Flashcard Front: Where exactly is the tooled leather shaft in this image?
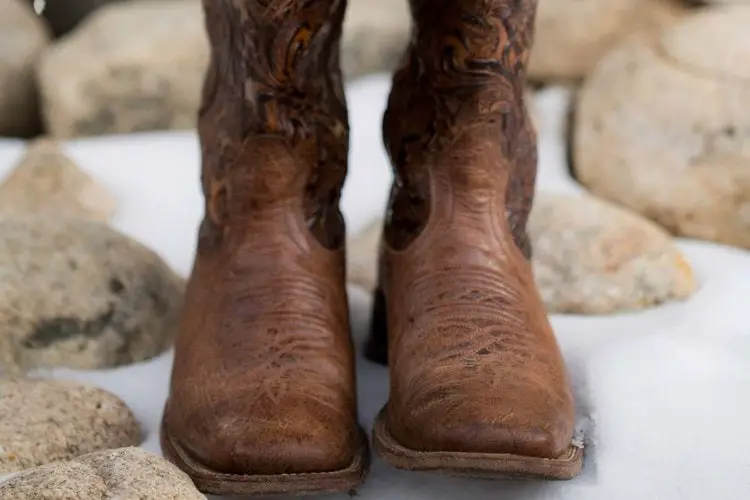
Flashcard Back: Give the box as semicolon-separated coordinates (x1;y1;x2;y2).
198;0;349;251
382;0;537;258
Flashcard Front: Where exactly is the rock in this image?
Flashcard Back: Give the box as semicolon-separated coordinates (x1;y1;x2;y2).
341;0;411;80
528;0;692;82
0;213;184;374
347;218;382;293
347;192;696;314
0;447;205;499
0;0;50;137
37;0;209;138
0;139;117;222
528;192;696;314
573;6;750;249
0;378;141;473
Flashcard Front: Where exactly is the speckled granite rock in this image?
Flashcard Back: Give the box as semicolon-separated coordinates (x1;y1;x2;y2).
0;378;141;473
341;0;410;80
0;0;50;137
0;213;184;374
347;192;696;314
529;0;691;82
0;139;116;222
0;447;205;499
36;0;208;138
528;192;696;314
574;6;750;249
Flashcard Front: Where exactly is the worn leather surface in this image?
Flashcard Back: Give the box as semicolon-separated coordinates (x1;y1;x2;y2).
164;0;360;475
379;0;577;458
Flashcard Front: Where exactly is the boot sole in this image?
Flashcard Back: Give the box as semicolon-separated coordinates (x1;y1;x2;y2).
160;414;371;496
372;407;583;480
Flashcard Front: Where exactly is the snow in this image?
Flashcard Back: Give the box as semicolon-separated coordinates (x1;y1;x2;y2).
1;74;749;499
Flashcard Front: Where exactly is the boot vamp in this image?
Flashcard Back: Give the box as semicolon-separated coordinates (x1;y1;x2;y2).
167;233;358;475
384;239;575;459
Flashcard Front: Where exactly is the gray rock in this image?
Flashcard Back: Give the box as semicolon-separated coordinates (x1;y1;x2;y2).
36;0;209;138
0;138;117;222
0;378;141;473
347;192;696;315
574;6;750;249
0;0;50;137
0;213;184;374
0;447;205;499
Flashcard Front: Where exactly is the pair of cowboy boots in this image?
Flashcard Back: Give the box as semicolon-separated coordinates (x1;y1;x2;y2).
160;0;583;495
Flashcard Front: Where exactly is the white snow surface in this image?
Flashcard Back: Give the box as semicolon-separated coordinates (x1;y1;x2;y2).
0;75;749;499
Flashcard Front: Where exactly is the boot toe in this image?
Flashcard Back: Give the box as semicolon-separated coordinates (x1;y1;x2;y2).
389;391;574;459
170;398;357;476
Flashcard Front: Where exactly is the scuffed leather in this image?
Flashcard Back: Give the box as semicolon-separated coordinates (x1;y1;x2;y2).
164;0;360;475
379;0;576;458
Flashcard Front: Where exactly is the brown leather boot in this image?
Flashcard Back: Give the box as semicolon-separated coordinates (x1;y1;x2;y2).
160;0;369;495
366;0;583;479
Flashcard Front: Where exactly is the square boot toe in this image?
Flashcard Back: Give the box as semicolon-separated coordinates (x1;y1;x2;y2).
167;399;358;476
386;395;574;459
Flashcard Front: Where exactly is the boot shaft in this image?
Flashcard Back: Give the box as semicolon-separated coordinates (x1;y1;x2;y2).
383;0;538;256
197;0;349;250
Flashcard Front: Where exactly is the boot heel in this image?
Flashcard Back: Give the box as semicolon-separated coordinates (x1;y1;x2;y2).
364;286;388;365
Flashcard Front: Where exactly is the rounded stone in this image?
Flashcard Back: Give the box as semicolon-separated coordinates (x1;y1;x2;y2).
573;6;750;249
0;378;141;473
0;213;184;374
0;138;117;222
36;0;209;138
0;447;205;499
528;0;691;82
528;192;696;314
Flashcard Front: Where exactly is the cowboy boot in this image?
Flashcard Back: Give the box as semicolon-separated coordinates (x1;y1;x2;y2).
366;0;583;479
160;0;369;495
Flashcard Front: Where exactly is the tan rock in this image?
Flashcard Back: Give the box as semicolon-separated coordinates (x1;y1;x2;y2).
0;0;50;137
347;218;382;292
528;0;693;82
342;0;411;80
0;447;205;499
528;192;696;314
0;139;116;222
37;0;209;138
574;6;750;249
347;192;696;314
0;213;184;375
0;378;141;473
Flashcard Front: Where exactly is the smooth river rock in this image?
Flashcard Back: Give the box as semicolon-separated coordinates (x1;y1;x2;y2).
573;6;750;249
528;0;692;82
37;0;209;138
